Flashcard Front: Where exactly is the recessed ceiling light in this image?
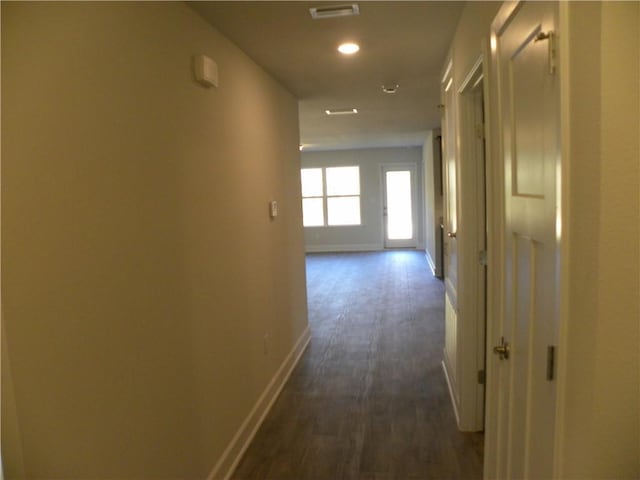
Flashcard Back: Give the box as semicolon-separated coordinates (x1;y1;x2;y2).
338;42;360;55
382;84;399;94
325;108;358;116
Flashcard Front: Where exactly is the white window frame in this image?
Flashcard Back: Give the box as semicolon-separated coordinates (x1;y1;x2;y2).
301;166;362;227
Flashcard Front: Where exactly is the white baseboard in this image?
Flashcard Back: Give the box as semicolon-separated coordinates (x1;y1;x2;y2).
442;359;461;427
305;243;382;253
426;251;437;276
207;326;311;480
425;250;443;278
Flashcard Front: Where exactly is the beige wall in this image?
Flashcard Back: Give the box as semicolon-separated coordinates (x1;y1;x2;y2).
1;2;308;478
560;2;640;477
449;2;501;91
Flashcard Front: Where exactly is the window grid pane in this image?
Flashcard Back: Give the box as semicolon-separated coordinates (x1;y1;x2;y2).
327;196;361;225
302;198;324;227
386;171;413;239
326;166;360;196
301;168;324;197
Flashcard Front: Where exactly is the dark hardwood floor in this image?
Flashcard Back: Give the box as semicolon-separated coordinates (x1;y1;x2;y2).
231;251;483;480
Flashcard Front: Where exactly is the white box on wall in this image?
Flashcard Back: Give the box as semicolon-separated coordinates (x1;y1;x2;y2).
194;54;218;88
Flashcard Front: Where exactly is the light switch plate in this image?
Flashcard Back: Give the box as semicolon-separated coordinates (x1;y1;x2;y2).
269;200;278;218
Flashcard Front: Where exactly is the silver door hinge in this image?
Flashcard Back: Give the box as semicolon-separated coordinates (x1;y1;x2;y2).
546;345;556;381
475;123;485;140
477;369;486;385
479;250;487;266
534;30;556;75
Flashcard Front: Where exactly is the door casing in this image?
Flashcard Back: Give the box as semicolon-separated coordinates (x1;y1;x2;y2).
455;55;488;432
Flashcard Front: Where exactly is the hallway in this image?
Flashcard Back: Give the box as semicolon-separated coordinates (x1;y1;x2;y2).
232;251;483;479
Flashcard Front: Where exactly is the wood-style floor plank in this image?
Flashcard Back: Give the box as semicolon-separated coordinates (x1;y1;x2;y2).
231;251;483;480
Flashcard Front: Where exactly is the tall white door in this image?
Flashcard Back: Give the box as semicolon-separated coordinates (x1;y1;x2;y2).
383;165;417;248
441;62;458;304
440;61;461;421
490;2;561;478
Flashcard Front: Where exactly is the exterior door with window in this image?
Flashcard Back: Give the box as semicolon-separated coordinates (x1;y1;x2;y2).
382;165;417;248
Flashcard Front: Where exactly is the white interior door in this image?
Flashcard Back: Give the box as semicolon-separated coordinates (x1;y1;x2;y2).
441;62;458;305
382;165;417;248
489;2;561;478
440;61;461;425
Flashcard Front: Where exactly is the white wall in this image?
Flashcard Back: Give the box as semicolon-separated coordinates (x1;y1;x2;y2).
558;2;639;477
423;130;443;277
1;3;308;478
302;147;424;252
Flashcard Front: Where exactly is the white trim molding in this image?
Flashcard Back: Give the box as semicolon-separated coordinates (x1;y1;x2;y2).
426;251;437;276
207;326;312;480
442;360;461;426
305;243;382;253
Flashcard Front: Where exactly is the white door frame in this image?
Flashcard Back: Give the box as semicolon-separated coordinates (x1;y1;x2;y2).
483;5;510;475
485;5;522;474
455;55;488;432
381;163;418;248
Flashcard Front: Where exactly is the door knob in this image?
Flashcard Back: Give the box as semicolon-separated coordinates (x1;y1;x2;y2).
493;337;510;360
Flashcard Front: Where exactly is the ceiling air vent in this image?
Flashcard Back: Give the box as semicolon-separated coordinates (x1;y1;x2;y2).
325;108;358;116
310;4;360;20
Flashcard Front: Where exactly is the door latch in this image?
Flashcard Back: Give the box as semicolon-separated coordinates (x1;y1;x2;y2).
493;336;510;360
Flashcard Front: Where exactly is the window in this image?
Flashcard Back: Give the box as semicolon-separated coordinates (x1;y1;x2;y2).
326;166;361;225
301;168;324;226
301;166;361;227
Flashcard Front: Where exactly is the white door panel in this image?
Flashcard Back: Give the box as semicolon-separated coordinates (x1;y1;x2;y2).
442;62;458;303
491;1;561;478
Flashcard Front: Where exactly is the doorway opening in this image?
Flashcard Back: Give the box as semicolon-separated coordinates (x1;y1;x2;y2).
443;55;488;433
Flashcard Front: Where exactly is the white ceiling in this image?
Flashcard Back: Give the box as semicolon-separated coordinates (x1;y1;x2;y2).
189;1;465;151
